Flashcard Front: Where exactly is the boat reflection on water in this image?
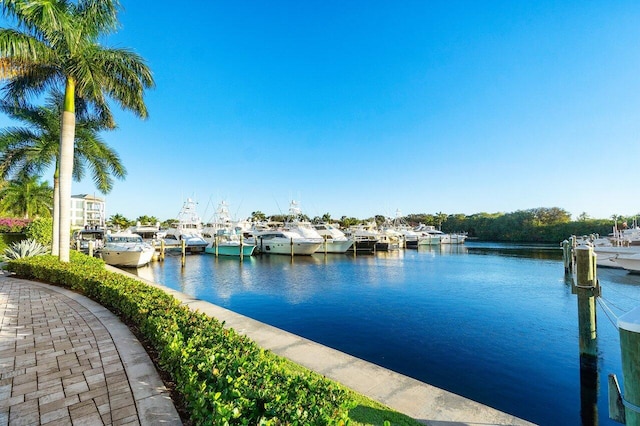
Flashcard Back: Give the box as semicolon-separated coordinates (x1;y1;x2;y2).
417;244;469;256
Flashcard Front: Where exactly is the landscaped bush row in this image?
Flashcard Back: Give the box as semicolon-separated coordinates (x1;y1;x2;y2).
6;253;352;425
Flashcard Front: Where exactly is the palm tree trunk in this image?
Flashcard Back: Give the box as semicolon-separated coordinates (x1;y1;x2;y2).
51;172;60;256
58;79;76;262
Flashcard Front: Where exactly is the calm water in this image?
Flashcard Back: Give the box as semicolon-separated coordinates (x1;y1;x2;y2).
131;242;640;425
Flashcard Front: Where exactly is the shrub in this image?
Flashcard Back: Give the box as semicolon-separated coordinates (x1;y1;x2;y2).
6;254;353;425
25;217;53;246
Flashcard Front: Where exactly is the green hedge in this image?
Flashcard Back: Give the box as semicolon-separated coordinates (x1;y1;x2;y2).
6;253;352;425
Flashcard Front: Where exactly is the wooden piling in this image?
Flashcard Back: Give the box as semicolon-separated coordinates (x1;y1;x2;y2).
574;245;599;365
215;235;219;257
616;307;640;425
562;239;572;273
181;239;186;267
239;234;244;261
88;240;94;258
160;239;165;261
323;235;328;255
290;237;294;258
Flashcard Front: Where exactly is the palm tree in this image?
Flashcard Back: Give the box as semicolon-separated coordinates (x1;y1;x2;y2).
0;91;126;253
107;213;130;230
0;175;53;219
0;0;154;261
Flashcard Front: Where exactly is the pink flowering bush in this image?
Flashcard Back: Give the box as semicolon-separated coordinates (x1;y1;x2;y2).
0;218;32;233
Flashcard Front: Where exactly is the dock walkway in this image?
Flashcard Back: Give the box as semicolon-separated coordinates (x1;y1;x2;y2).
0;269;180;425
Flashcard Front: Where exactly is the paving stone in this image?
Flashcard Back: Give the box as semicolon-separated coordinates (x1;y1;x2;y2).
40;407;69;424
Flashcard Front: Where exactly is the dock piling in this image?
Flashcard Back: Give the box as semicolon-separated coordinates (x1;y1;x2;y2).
181;239;186;267
574;245;599;366
613;307;640;424
160;240;165;261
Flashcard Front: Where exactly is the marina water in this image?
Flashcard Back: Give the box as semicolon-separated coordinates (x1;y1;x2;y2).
132;242;640;425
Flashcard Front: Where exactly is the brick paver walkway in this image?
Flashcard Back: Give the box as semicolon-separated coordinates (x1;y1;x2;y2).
0;271;180;426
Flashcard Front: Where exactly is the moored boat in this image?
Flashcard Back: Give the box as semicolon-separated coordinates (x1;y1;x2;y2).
164;198;208;253
71;228;105;253
251;229;322;255
202;201;256;257
612;252;640;273
204;235;256;257
313;223;354;253
101;232;154;268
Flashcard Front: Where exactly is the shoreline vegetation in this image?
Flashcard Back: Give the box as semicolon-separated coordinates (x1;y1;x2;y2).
0;207;623;251
4;253;421;425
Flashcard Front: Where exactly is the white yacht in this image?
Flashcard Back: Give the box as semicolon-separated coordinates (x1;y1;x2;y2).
164;198;208;253
251;228;322;255
415;224;443;246
246;201;322;255
313;223;354;253
101;232;154;268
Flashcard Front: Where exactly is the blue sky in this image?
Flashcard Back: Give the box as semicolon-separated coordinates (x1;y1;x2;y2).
4;1;640;222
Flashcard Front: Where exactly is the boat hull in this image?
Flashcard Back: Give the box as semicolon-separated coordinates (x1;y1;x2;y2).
101;248;154;268
347;240;377;254
418;236;441;246
593;246;640;268
257;240;321;255
314;239;354;254
611;254;640;273
441;234;467;244
205;244;256;257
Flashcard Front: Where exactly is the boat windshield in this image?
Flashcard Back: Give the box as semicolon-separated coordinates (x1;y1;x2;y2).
108;236;143;243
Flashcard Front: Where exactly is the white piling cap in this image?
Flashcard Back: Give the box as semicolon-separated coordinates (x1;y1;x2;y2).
618;306;640;333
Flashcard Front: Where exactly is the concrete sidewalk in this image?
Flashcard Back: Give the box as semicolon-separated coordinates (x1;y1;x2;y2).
0;269;180;426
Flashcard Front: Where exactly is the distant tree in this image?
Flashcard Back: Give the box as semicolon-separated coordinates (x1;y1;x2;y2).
530;207;571;225
161;218;178;228
136;215;159;225
374;215;386;226
577;212;590;221
250;211;267;221
108;213;131;230
339;216;360;228
270;214;287;223
0;176;52;219
322;212;332;223
435;212;448;230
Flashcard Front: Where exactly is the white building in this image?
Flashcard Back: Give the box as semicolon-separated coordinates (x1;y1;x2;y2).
70;194;105;229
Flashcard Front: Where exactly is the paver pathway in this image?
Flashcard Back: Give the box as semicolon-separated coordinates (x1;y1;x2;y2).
0;270;180;426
